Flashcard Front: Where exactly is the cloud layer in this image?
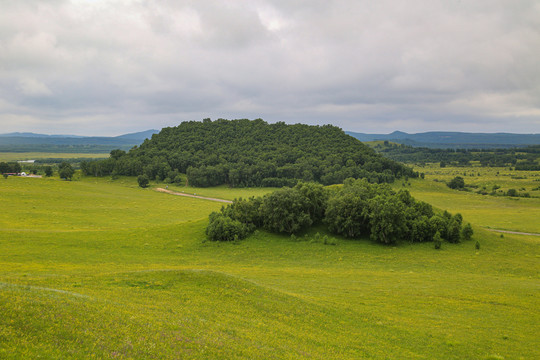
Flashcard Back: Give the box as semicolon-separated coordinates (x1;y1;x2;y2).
1;0;539;135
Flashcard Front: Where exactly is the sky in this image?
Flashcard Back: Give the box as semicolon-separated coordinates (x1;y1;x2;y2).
0;0;539;136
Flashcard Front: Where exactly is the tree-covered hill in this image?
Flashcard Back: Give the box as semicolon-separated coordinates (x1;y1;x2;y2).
82;119;417;187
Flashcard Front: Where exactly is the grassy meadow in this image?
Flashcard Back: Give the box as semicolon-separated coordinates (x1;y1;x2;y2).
1;171;539;359
406;165;540;233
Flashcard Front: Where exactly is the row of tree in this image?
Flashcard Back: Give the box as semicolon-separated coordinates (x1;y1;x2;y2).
206;179;473;245
82;119;418;186
0;162;22;174
373;143;540;168
0;160;81;180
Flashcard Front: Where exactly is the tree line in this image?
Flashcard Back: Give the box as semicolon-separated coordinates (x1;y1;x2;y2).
81;119;418;187
0;162;22;174
206;179;473;246
372;142;540;169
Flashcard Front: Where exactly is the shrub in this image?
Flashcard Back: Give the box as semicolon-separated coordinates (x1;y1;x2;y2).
461;223;474;241
206;213;251;242
323;236;337;245
506;188;518;197
222;197;263;227
475;240;480;250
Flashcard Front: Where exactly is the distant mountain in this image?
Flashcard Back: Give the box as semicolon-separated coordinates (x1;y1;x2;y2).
346;131;540;149
0;129;160;152
114;129;159;140
0;132;86;138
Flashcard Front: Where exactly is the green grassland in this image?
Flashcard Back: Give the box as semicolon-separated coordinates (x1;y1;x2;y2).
1;173;539;359
406;165;540;233
0;152;109;162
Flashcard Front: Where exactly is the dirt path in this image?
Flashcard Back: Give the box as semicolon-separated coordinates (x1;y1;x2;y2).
155;187;233;204
485;228;540;236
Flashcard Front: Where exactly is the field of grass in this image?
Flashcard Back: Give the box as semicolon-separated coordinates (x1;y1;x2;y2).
0;152;109;162
404;166;540;233
1;173;539;359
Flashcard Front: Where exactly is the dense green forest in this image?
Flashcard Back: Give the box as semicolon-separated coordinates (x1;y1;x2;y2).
207;180;472;246
82;119;417;187
370;142;540;169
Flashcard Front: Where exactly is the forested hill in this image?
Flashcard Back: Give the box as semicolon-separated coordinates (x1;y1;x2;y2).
82;119;416;187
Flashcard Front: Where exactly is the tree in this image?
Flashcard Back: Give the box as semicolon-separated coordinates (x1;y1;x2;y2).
433;231;442;249
368;195;407;244
110;149;126;160
293;182;328;223
137;174;149;188
59;162;75;180
461;223;474;241
325;189;371;238
447;176;465;190
446;219;462;243
260;187;312;234
44;166;53;177
324;179;381;238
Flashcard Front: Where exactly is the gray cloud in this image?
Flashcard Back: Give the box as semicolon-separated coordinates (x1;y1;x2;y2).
0;0;539;135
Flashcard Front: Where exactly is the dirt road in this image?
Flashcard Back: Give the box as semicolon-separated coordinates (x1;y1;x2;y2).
485;228;540;236
155;187;233;204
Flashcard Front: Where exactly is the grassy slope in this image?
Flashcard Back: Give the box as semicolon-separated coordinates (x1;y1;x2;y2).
0;175;538;359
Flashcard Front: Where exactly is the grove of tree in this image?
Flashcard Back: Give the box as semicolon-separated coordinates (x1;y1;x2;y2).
206;179;472;245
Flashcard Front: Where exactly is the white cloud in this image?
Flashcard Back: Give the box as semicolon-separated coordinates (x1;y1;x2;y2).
0;0;539;135
17;78;53;96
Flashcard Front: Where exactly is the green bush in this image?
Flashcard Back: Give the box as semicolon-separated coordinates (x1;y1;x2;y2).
323;236;337;245
461;223;474;241
506;188;518;197
206;213;251;242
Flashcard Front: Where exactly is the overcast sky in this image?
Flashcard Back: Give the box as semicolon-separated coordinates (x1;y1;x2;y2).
1;0;539;136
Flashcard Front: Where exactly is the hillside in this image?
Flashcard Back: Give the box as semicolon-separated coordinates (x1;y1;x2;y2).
1;174;538;359
346;131;540;149
83;119;416;187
